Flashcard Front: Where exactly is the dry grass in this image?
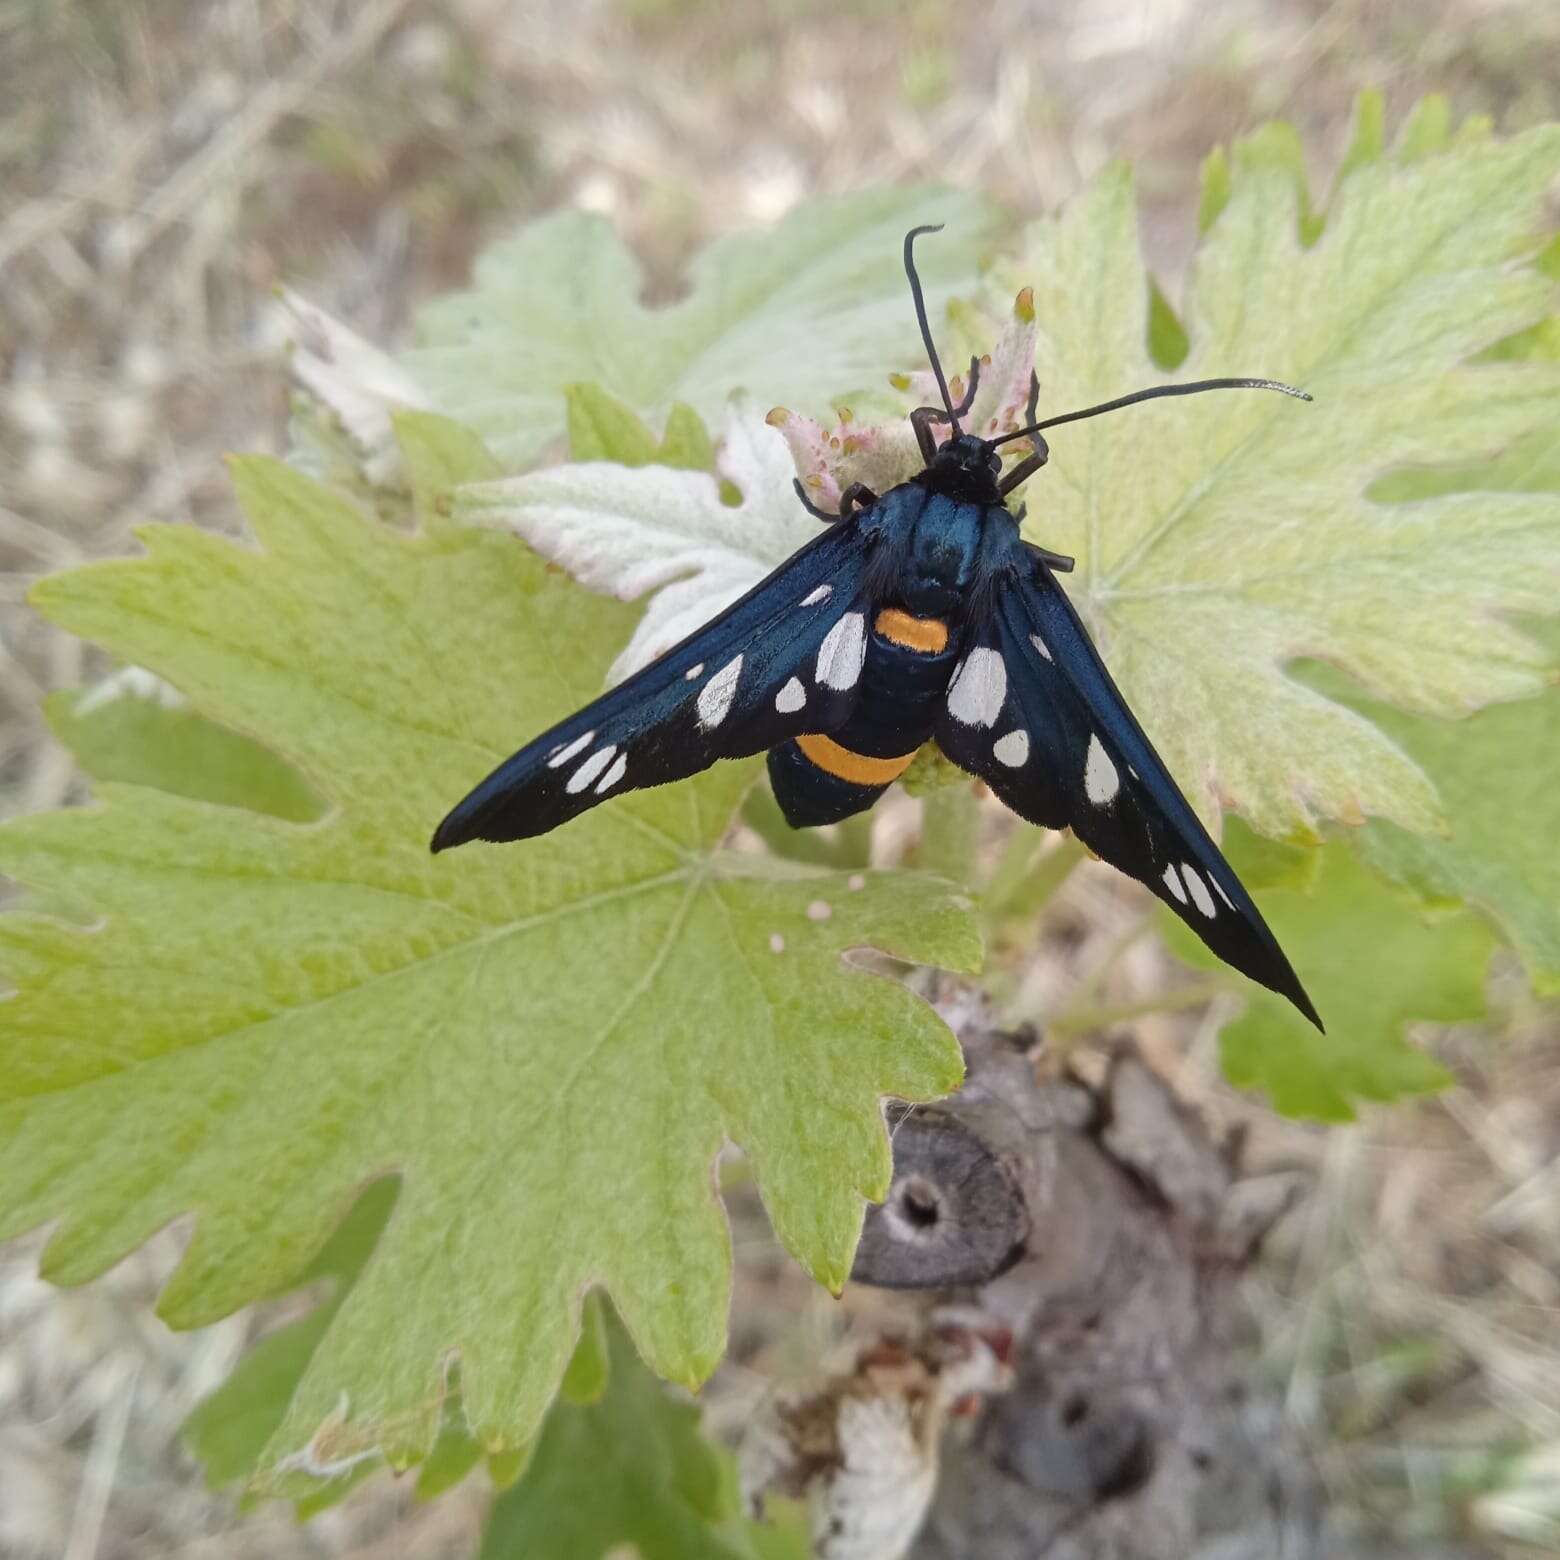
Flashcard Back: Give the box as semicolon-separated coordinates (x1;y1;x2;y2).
2;0;1558;1553
1191;975;1560;1552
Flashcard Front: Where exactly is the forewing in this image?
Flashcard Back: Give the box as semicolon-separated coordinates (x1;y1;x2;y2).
936;547;1320;1027
434;517;873;848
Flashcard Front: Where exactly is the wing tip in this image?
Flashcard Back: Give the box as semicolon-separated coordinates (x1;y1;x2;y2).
432;763;528;854
433;786;540;852
1273;972;1324;1033
430;801;485;854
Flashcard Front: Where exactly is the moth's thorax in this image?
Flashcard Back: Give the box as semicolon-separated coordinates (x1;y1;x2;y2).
894;485;1016;618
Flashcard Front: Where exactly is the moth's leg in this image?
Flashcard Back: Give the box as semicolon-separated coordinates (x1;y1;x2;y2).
1023;539;1076;573
910;406;942;464
793;477;877;523
999;384;1051;499
909;357;985;462
998;451;1046;496
1015;372;1050;467
1005;385;1069;568
792;478;842;523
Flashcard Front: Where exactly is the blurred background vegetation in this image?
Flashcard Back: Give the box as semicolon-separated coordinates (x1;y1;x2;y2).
1;0;1558;1554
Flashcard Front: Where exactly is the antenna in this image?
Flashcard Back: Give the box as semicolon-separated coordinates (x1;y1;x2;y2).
903;225;959;433
989;377;1310;448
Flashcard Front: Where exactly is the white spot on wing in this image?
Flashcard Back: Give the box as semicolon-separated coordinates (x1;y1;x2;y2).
1182;863;1218;917
1162;863;1188;904
595;751;628;794
547;731;594;768
775;676;807;714
567;743;616;794
947;647;1006;727
993;729;1030;767
800;584;833;606
1084;734;1120;805
1029;631;1053;662
816;611;867;690
1212;875;1236;909
697;655;743;728
684;662;704;681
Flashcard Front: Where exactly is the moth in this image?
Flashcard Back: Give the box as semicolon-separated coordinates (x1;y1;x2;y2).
433;226;1322;1029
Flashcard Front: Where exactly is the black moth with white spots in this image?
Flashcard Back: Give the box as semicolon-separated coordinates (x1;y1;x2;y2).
433;228;1322;1030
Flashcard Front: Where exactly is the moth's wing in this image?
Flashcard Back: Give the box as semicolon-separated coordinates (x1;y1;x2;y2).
433;517;875;849
935;545;1321;1028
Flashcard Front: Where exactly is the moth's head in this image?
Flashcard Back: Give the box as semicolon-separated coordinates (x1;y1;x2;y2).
919;431;1004;502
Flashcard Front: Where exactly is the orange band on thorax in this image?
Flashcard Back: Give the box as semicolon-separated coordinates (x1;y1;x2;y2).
873;607;949;654
795;733;918;787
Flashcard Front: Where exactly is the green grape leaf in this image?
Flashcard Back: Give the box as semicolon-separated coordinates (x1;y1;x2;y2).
1307;623;1560;994
739;787;872;873
566;382;662;467
657;402;720;473
1395;94;1454;161
45;674;321;823
0;450;976;1481
559;1291;612;1406
392;409;504;529
1480;231;1560;364
180;1173;505;1510
563;384;719;475
1165;842;1491;1120
992;114;1560;842
411;1413;486;1504
1368;424;1560;503
480;1306;802;1560
458;401;828;687
1146;277;1189;368
405;187;1000;465
1321;416;1560;991
182;1179;398;1500
1331;88;1386;189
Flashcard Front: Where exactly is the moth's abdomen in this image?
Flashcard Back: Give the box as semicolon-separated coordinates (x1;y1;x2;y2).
768;608;960;827
766;738;906;826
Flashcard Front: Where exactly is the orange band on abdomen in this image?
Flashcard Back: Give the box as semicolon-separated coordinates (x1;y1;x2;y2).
874;607;949;654
796;733;918;787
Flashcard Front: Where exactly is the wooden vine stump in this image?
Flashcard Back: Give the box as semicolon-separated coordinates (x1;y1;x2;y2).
850;1024;1325;1560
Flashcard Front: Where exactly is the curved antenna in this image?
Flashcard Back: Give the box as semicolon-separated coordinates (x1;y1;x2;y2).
988;377;1310;449
903;225;959;432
